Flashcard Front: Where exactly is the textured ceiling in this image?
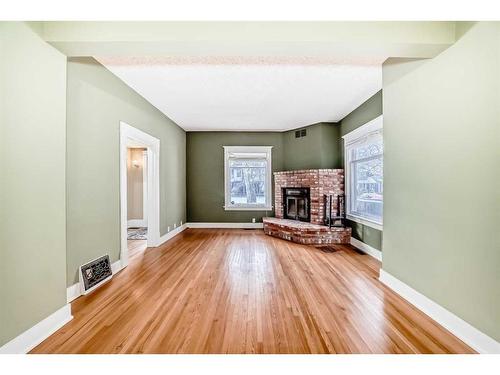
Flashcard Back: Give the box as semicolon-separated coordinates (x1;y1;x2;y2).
97;57;383;131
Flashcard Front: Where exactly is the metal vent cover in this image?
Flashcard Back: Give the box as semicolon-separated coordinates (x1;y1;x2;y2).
79;254;113;294
295;129;307;138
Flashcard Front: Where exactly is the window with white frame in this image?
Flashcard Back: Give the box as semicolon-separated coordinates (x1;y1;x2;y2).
343;115;383;229
224;146;273;211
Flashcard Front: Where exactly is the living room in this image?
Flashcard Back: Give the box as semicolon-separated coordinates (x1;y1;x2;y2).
1;1;499;372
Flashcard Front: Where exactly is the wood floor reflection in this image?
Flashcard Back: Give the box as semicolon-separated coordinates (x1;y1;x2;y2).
31;229;474;354
127;239;147;259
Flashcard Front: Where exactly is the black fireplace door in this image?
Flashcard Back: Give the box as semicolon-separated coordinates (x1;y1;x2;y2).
283;188;310;222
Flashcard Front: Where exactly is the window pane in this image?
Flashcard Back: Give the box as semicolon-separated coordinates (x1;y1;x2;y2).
351;155;383;221
352;135;383;161
229;158;266;205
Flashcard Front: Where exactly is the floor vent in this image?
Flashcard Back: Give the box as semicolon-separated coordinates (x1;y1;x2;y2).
316;245;339;253
79;255;113;295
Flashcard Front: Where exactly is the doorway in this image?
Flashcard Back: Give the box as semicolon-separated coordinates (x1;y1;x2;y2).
120;122;160;269
126;147;148;259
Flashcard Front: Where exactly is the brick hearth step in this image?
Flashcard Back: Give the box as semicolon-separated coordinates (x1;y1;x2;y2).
263;217;351;245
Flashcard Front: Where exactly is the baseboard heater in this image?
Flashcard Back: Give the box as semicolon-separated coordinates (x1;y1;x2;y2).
79;254;113;295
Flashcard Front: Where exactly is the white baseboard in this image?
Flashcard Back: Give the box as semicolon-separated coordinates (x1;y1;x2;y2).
66;283;81;303
350;237;382;261
67;259;123;303
156;222;263;246
379;269;500;354
187;222;264;229
127;219;146;228
0;304;72;354
158;223;188;246
111;259;124;274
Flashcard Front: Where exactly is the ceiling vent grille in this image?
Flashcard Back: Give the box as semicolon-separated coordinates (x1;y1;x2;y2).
295;129;307;138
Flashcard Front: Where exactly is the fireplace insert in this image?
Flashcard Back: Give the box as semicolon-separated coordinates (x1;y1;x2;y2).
283;187;310;222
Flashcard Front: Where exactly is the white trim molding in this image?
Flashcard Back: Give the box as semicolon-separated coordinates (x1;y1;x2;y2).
346;214;383;231
111;259;124;274
350;237;382;261
187;222;264;229
343;114;383;144
67;260;124;303
379;269;500;354
66;283;82;304
142;149;148;224
223;146;273;211
223;206;274;211
158;223;189;246
0;304;72;354
120;121;161;269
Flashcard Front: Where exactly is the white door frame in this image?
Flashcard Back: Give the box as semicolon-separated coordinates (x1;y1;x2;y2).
142;149;148;226
120;121;160;268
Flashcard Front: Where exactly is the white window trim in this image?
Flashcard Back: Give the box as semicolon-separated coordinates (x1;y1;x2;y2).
346;213;383;231
342;115;383;230
223;146;273;211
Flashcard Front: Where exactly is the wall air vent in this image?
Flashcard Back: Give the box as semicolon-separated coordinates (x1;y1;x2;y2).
79;254;113;295
295;129;307;138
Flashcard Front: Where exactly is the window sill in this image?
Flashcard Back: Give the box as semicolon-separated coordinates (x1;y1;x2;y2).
346;214;383;231
224;206;273;211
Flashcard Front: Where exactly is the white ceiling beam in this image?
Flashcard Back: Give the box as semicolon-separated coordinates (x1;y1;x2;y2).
41;21;457;60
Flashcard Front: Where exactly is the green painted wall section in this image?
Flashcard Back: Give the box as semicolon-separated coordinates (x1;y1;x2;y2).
186;122;341;223
340;91;383;250
187;132;284;223
0;22;67;346
382;22;500;341
66;57;186;285
283;123;341;170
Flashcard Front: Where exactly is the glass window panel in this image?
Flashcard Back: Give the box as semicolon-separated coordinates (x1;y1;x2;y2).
344;118;383;226
350;155;383;222
229;158;267;205
352;135;383;161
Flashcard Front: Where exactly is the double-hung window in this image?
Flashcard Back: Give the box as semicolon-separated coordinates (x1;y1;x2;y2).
343;115;383;229
223;146;273;211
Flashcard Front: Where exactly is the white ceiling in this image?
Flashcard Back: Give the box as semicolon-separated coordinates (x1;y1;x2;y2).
97;57;383;131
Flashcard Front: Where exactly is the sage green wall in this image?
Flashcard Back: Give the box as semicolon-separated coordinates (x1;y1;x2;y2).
186;122;341;223
0;22;67;346
66;57;186;285
187;132;284;223
382;22;500;341
340;91;383;251
283;122;341;170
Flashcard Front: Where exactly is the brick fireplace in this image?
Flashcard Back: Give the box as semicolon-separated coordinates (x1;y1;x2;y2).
275;169;344;225
263;169;351;245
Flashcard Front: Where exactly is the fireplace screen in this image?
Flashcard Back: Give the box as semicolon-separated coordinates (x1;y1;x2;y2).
283;188;310;222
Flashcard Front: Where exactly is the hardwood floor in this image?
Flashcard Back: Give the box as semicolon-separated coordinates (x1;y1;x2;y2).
127;239;147;259
31;229;474;354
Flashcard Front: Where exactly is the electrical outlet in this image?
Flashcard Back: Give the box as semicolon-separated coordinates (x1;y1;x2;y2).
180;220;183;226
252;218;256;223
174;223;177;229
167;226;170;232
